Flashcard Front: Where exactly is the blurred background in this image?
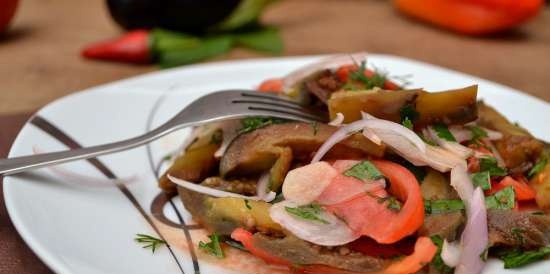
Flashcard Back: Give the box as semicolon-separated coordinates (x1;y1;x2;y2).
0;1;549;273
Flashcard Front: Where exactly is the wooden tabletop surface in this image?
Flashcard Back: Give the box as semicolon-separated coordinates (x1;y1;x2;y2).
0;0;549;273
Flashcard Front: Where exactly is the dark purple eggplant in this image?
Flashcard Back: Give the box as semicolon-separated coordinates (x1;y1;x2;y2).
106;0;241;33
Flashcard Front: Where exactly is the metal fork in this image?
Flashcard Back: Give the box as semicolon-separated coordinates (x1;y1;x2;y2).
0;90;327;176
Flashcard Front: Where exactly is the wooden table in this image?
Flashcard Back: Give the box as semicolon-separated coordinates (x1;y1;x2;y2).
1;0;549;273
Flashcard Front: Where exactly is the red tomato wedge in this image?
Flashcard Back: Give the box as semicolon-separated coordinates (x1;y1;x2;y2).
232;228;436;274
326;160;424;244
258;78;283;93
488;176;536;201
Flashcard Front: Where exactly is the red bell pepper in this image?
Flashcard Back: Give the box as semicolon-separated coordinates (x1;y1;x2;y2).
488;175;536;201
81;30;151;64
326;160;425;244
394;0;543;35
231;228;437;274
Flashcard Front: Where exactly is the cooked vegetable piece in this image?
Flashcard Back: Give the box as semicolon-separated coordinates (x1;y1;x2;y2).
268;147;292;191
477;102;544;171
231;228;437;274
479;157;507;176
159;128;221;192
328;85;477;126
429;235;455;274
487;209;550;248
198;233;224;258
419;213;464;241
220;122;384;179
420;169;458;200
529;162;550;211
489;176;536;201
178;185;281;235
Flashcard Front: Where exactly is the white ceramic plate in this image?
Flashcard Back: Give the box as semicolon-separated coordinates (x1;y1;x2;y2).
4;54;549;274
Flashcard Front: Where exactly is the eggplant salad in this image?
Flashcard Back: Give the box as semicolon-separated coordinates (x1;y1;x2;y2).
159;53;550;274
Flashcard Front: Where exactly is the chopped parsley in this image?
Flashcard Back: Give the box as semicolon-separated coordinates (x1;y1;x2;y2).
238;117;287;134
511;227;526;245
198;233;224;258
244;199;252;210
424;199;465;214
485;186;515;210
528;153;548;178
344;160;384;181
430;235;454;274
402;117;413;130
311;121;319;136
135;233;167;253
433;124;456;142
349;61;386;89
479;157;507;177
342;82;359;91
399;104;419;123
379;196;402;212
285;204;329;224
471;171;491;190
498;247;550;268
468;126;488;144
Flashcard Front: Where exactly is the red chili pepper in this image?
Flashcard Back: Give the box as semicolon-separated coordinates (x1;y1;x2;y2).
394;0;543;35
81;30;151;64
335;65;400;90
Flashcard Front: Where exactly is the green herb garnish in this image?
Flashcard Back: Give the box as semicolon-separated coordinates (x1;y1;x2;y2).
379;196;402;212
468;126;488;144
485;186;515;210
238;116;287;134
511;227;526;245
424;199;465;214
344;160;384;181
402;117;413;130
528;153;548;178
199;233;224;258
430;235;454;274
433;124;456;142
311;121;319;136
244;199;252;210
285;204;329;224
471;171;491;190
479;157;507;177
399;104;419;122
135;233;167;253
499;247;550;268
349;61;386;89
210;130;223;144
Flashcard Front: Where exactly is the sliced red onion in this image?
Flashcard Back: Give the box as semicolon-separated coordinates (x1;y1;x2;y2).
269;200;360;246
328;112;345;126
450;165;475;203
282;52;368;93
256;172;276;202
449;126;502;143
282;161;339;205
214;119;242;158
455;187;488;274
311;117;425;163
168;175;272;202
426;127;473;159
441;240;461;267
423;145;467;172
362;128;382;146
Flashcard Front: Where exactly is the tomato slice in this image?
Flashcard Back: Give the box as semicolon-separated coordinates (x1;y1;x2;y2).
258;78;283;93
326;160;424;244
488;175;536;201
231;228;436;274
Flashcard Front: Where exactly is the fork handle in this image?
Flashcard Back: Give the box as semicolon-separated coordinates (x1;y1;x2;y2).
0;121;189;176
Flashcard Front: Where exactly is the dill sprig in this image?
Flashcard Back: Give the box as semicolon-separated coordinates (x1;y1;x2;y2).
135;233;167;253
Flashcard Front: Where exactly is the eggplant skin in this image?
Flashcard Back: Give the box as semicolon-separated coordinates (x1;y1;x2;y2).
106;0;241;32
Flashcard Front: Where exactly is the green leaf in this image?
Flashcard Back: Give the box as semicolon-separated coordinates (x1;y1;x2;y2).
485;186;515;210
528;153;548;178
471;171;491;190
285;204;329;224
468;126;488;144
199;233;224;258
244;199;252;210
424;199;465;214
402;117;413;130
430;235;454;274
135;233;167;253
433;124;456;142
479;157;507;177
234;27;283;54
238;116;288;134
399;104;419;122
379;196;402;212
499;247;550;268
151;28;201;54
158;36;233;68
216;0;276;31
344;160;384;181
349;61;386;89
